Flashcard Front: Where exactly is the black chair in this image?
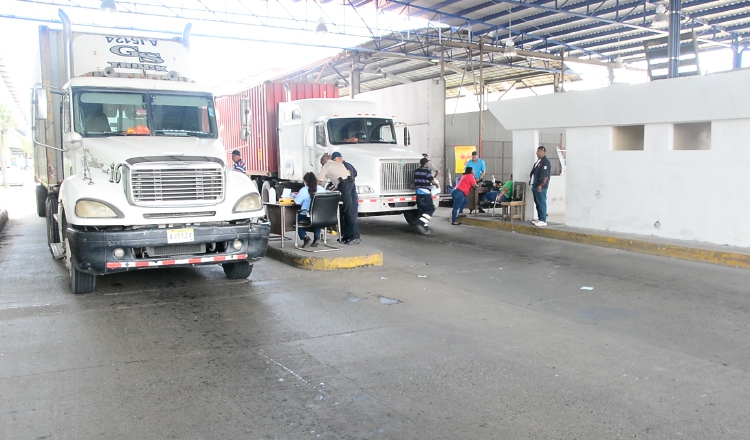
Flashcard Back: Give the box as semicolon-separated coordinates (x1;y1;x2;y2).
294;191;342;252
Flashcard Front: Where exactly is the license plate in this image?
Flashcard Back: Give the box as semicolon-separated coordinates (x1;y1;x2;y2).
167;228;194;244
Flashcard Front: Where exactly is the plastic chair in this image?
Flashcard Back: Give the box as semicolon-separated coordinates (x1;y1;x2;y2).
294;191;342;252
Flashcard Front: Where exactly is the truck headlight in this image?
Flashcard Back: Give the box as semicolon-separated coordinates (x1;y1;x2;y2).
75;199;123;218
233;193;262;213
357;185;374;194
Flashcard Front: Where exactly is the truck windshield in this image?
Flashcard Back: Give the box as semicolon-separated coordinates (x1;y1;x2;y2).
74;91;217;138
327;118;397;145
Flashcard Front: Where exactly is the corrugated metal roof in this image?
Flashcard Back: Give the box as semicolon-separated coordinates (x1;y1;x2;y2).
13;1;749;95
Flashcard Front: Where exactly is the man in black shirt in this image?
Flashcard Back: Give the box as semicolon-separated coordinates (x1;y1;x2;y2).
331;151;361;244
529;146;552;227
413;157;438;235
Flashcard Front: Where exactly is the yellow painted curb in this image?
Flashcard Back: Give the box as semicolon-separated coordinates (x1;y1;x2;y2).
266;245;383;270
461;217;750;269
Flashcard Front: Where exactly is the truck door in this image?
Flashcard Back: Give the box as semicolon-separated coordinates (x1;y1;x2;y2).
313;122;326;172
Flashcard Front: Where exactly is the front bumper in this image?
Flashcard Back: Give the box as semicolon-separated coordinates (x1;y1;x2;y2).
356;194;438;214
67;222;270;275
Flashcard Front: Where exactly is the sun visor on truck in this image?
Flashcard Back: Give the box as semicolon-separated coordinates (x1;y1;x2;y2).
72;34;191;80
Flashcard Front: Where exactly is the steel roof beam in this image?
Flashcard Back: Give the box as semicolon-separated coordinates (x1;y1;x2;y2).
520;0;733;50
383;0;606;56
470;0;734;49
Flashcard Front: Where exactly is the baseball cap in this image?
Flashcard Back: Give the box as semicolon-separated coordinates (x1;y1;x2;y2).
231;149;240;156
331;151;343;159
422;152;429;156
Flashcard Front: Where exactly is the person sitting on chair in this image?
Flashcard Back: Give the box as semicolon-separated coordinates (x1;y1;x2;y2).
294;172;328;248
479;174;513;212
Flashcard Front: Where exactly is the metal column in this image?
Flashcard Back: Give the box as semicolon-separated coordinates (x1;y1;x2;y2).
733;38;743;69
478;41;484;158
667;0;682;79
350;54;360;98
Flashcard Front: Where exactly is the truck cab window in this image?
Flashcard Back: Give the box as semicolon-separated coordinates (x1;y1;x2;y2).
152;94;217;138
75;91;147;136
315;124;325;146
327;118;396;145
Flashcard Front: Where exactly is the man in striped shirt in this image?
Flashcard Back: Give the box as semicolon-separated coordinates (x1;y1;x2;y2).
231;149;247;174
413;157;438;235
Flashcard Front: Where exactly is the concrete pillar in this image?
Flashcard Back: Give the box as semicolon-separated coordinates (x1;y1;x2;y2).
512;129;539;221
350;55;360;98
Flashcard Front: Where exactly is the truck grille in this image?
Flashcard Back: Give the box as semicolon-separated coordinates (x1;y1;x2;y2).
380;160;419;194
128;162;225;207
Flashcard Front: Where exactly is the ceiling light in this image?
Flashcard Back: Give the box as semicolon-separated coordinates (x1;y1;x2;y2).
653;3;668;26
99;0;117;13
315;18;328;34
503;37;517;57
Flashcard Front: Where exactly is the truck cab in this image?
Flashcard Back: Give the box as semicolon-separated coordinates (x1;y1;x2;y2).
277;99;426;222
32;11;269;294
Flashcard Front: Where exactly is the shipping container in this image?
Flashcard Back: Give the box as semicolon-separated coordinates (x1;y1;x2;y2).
216;82;339;177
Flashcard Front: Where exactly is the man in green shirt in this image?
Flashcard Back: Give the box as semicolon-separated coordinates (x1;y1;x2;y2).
480;174;514;212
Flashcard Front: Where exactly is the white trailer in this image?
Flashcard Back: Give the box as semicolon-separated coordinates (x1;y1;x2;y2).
32;10;269;294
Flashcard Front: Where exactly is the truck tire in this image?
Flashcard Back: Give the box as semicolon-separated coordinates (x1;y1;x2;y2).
403;210;420;225
69;252;96;294
36;185;48;217
222;261;254;279
46;196;60;253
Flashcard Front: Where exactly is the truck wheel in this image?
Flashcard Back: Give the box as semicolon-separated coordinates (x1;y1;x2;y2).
46;196;60;253
69;252;96;294
36;185;48;217
222;261;254;279
403;210;420;225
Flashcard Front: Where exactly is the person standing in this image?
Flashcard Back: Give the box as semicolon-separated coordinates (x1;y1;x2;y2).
422;152;439;179
318;152;361;244
464;151;486;182
332;151;360;242
294;172;328;248
451;167;477;225
414;157;438;235
529;146;552;227
231;149;246;174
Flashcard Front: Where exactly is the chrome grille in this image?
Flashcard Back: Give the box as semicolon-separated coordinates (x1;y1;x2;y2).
380;160;419;193
128;162;224;207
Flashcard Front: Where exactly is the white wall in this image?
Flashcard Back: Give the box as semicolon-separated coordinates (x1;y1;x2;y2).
489;69;750;247
355;79;446;185
566;120;750;247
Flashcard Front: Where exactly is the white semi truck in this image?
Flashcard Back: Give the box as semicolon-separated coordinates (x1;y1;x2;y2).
217;86;430;225
32;10;269;294
278;99;428;223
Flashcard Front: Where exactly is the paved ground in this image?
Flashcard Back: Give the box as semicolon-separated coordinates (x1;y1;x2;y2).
2;183;750;439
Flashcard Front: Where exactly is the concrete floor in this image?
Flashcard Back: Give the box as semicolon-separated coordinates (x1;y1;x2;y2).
3;184;750;439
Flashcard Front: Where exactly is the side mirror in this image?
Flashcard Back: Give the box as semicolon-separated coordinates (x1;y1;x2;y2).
63;132;83;151
304;125;315;148
404;127;411;146
240;98;250;141
35;87;48;121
